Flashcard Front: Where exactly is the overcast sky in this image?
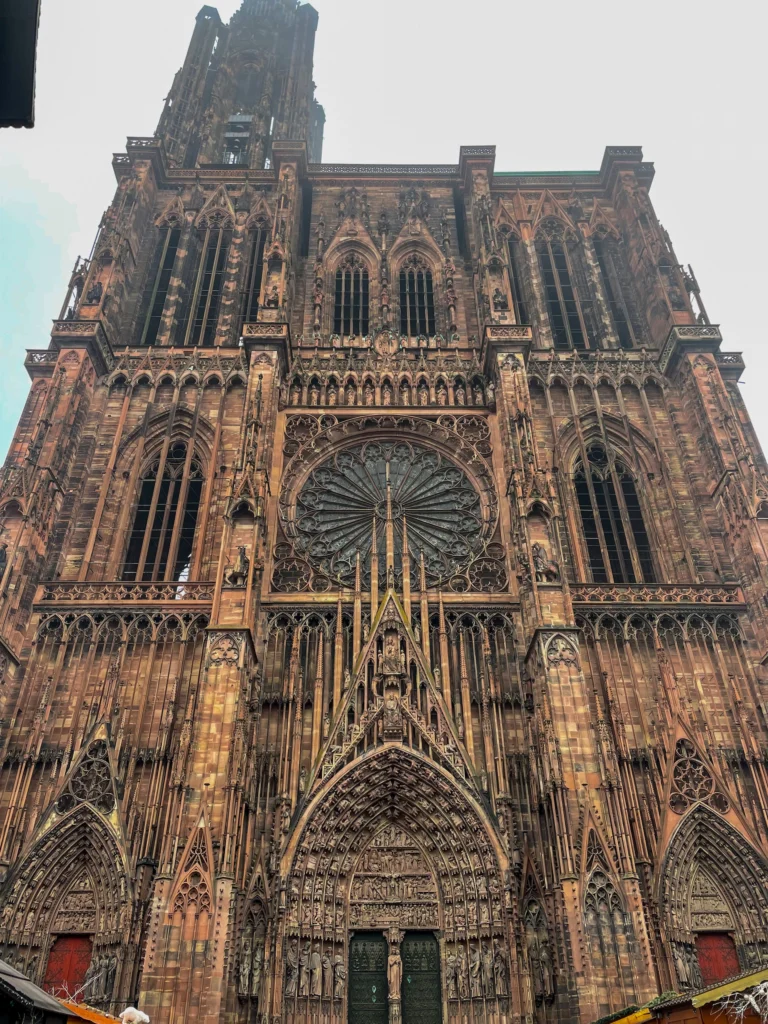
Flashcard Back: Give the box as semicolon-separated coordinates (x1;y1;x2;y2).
1;0;766;459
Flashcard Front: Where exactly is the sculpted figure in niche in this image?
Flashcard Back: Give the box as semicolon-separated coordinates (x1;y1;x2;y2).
468;942;481;999
436;383;448;406
418;383;429;406
456;946;469;999
333;953;347;998
285;939;299;997
310;943;322;997
298;940;311;996
309;383;320;406
225;546;250;588
346;383;356;405
455;383;466;405
445;949;457;999
473;383;485;405
532;543;560;583
322;950;333;997
493;286;509;311
290;381;301;406
265;284;280;308
382;383;393;406
364;381;375;406
85;280;104;305
493;941;508;997
328;384;338;406
482;943;494;997
239;936;252;996
251;942;264;999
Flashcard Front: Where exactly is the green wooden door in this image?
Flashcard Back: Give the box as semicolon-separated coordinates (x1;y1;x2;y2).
349;933;388;1024
402;933;442;1024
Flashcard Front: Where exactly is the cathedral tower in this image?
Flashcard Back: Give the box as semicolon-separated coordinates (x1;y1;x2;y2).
2;5;768;1024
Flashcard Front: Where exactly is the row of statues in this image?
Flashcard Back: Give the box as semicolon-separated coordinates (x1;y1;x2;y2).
445;941;508;1000
285;939;347;1000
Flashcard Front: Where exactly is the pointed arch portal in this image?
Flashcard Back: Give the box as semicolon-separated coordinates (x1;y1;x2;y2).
280;745;511;1024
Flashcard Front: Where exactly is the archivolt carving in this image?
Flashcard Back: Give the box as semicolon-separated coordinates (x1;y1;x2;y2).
281;747;509;1019
0;805;130;963
660;806;768;958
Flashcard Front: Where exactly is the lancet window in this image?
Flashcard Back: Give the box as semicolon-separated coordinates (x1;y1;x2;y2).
574;445;654;584
123;441;204;583
399;254;436;337
333;253;369;338
536;227;592;350
182;225;232;347
593;236;641;349
240;223;268;330
139;226;182;346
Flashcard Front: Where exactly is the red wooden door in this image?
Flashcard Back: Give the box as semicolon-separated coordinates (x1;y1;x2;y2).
696;933;740;985
43;935;93;1000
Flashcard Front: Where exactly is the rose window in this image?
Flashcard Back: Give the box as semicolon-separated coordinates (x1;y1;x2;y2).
294;441;485;587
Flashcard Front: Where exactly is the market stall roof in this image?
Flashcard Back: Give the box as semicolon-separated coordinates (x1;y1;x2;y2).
0;958;80;1020
59;1001;122;1024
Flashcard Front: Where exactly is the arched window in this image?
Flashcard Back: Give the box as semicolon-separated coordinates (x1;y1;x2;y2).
593;236;641;349
182;224;232;347
123;442;204;583
536;227;591;351
399;254;436;337
139;226;182;346
333;254;369;338
507;237;529;324
574;445;654;584
239;223;267;331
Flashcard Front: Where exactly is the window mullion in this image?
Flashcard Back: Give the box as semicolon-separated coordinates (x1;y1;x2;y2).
199;229;223;347
164;435;199;582
609;466;645;583
135;438;174;581
140;228;172;346
564;243;591;350
550;242;573;349
152;474;179;582
183;228;210;347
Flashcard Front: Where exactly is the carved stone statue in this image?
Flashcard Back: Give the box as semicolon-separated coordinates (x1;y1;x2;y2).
482;943;494;997
540;940;555;1000
532;543;559;583
456;946;469;999
251;942;263;999
493;941;508;997
445;948;457;999
455;384;466;406
0;543;7;578
388;947;403;1001
239;936;252;996
322;950;333;998
265;285;280;308
333;953;347;998
309;943;322;997
298;940;311;996
85;280;103;305
225;546;251;588
492;287;509;311
285;939;299;997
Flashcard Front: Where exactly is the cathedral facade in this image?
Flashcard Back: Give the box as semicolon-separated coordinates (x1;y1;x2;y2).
2;3;768;1023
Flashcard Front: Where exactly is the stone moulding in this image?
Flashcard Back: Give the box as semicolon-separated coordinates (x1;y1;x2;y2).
36;580;215;606
570;583;744;607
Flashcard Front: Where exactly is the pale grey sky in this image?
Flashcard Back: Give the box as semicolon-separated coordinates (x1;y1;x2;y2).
1;0;766;457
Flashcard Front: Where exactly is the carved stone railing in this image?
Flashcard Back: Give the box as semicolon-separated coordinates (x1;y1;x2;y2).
25;349;58;380
659;324;723;375
50;319;114;375
717;351;746;381
37;580;215;606
570;583;744;607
